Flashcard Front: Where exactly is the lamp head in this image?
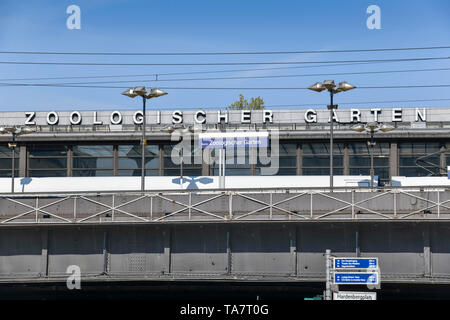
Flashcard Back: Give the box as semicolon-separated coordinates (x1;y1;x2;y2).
308;82;326;92
379;124;395;133
337;81;356;92
366;122;379;132
351;124;366;133
146;88;168;99
19;127;34;135
133;86;147;96
122;88;138;98
322;80;336;90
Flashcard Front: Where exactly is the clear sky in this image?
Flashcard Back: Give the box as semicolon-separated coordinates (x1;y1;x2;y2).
0;0;449;111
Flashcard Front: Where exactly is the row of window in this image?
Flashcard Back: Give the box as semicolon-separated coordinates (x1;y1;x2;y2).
0;142;445;178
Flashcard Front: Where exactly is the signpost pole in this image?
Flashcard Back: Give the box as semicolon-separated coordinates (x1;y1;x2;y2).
325;249;332;300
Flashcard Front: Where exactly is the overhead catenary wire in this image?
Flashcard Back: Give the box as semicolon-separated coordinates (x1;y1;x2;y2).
1;83;450;90
0;60;425;82
0;56;449;66
20;67;450;86
1;45;450;55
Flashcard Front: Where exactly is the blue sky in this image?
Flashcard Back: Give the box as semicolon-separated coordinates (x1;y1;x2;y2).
0;0;449;111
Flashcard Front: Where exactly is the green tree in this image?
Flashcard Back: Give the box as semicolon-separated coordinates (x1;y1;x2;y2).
228;94;265;110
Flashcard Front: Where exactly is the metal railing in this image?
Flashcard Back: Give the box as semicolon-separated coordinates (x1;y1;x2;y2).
1;186;450;225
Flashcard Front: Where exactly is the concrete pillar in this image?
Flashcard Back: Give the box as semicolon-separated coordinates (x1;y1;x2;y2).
297;143;302;175
67;146;73;177
440;144;446;175
424;224;431;277
390;142;398;177
163;227;172;274
19;145;26;177
343;143;349;175
40;229;49;277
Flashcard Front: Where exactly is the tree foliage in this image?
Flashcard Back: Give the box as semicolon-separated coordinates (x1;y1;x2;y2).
228;94;265;110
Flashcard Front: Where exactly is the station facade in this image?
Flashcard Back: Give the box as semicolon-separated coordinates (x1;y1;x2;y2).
0;107;448;181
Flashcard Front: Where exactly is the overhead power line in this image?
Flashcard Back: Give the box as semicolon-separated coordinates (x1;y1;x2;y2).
0;60;415;82
0;56;448;66
1;83;450;90
1;45;449;55
26;67;450;85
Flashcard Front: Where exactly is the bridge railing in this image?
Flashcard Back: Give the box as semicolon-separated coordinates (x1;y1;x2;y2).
1;186;450;224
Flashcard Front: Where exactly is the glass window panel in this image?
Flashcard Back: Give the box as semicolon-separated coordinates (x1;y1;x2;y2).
278;143;297;156
256;167;297;175
349;156;389;167
72;145;113;157
375;168;390;179
0;158;19;169
72;170;113;177
118;144;158;157
399;156;440;167
0;170;19;177
349;142;390;155
117;169;159;176
29;158;67;169
211;168;251;176
73;157;113;169
0;146;19;157
279;157;297;167
303;156;343;167
349;168;370;176
164;169;202;176
302;168;344;175
29;170;67;177
118;157;159;169
399;167;440;177
29;145;67;157
302;143;344;155
181;169;202;176
398;143;440;155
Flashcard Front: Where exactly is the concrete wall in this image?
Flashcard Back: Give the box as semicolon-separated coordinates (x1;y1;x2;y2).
0;222;449;284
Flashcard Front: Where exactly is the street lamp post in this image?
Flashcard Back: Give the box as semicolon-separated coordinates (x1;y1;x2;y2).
351;122;395;189
122;87;168;191
0;126;34;193
308;80;356;192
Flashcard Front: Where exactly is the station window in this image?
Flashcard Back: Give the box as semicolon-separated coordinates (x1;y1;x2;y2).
72;145;113;176
302;142;344;175
210;146;252;176
398;142;441;176
117;144;159;176
348;142;390;179
0;145;19;177
28;144;68;177
164;143;202;176
256;143;297;175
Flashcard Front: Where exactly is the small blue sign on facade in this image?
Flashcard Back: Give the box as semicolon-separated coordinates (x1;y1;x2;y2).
333;272;379;285
333;258;378;270
200;136;268;149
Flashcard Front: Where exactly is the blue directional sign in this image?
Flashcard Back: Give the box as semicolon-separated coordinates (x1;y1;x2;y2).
198;132;269;149
199;136;268;149
333;258;378;270
333;272;379;285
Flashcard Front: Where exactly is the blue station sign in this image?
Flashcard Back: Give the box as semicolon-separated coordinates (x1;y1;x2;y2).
198;132;269;149
333;257;378;270
333;272;379;285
